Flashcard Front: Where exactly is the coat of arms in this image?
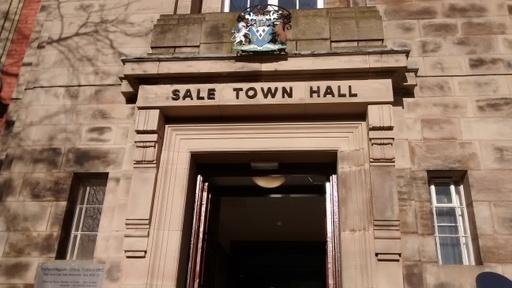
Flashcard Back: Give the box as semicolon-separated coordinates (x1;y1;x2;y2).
232;4;291;54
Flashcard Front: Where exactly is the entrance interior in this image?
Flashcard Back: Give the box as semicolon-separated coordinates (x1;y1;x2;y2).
184;152;338;288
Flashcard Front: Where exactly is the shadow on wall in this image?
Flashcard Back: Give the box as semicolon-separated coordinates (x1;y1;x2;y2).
32;0;151;85
0;0;146;166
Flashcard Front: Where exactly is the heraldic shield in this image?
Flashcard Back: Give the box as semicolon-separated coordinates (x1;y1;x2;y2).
231;4;291;53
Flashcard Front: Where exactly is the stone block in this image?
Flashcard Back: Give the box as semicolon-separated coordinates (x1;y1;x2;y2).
449;36;498;55
151;20;202;48
419;236;437;262
23;105;74;125
423;56;465;75
399;200;417;233
384;20;419;39
403;262;424;288
395;139;411;169
63;147;125;171
0;174;22;201
401;234;420;261
18;125;79;146
441;1;490;18
416;77;453;97
500;36;512;53
175;46;199;54
81;126;115;144
468;56;512;73
289;9;330;40
461;18;508;35
492;202;512;234
0;202;52;231
297;40;330;51
0;258;40;284
48;202;67;232
473;201;494;235
74;105;135;125
199;42;232;55
384;3;439;20
474;98;512;117
421;118;461;140
421;20;459;37
409;141;480;170
469;170;512;201
416;201;434;235
201;16;235;44
357;11;384;40
396;169;412;201
404;98;467;118
462;118;512;140
455;76;509;96
480;235;512;263
371;166;398;220
103;258;123;285
10;148;63;172
3;232;58;257
417;38;444;55
411;171;430;202
395;117;422;140
480;141;512;169
19;173;72;201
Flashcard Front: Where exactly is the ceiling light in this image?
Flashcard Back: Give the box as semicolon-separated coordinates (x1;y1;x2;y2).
252;175;285;188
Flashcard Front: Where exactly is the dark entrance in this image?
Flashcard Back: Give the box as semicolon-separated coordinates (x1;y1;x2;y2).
185;157;339;288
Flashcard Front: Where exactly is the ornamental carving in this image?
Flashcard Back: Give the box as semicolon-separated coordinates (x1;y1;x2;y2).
232;4;291;54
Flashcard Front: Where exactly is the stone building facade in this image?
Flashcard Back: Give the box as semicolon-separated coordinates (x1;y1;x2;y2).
0;0;512;287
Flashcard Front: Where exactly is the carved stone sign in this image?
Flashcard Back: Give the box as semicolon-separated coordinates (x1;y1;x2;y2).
35;262;105;288
138;79;393;107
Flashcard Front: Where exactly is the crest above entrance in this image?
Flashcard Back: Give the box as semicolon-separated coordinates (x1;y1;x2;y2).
231;4;291;54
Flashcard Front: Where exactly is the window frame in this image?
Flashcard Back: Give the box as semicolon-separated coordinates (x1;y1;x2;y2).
430;178;475;265
223;0;324;12
55;173;108;260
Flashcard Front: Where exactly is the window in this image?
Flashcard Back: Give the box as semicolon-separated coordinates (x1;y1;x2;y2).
56;174;108;260
430;178;474;265
224;0;323;12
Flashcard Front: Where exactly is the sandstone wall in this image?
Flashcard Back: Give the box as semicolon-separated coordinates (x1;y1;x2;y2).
377;0;512;287
0;0;511;287
0;0;172;286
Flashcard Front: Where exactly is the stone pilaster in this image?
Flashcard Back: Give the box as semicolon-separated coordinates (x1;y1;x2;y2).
367;104;404;288
124;109;164;258
338;149;374;288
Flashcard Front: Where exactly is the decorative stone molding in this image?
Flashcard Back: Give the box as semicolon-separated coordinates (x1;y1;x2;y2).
369;138;395;164
367;105;402;287
374;220;401;261
124;109;164;258
367;104;395;165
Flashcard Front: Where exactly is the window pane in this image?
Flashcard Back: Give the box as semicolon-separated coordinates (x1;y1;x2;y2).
439;236;463;264
82;207;102;232
435;184;452;204
253;0;268;5
230;0;246;12
87;186;105;205
75;234;98;260
435;207;457;224
299;0;316;8
438;225;459;236
279;0;296;9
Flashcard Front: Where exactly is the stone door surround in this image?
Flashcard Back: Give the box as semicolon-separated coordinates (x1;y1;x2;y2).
120;50;416;287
